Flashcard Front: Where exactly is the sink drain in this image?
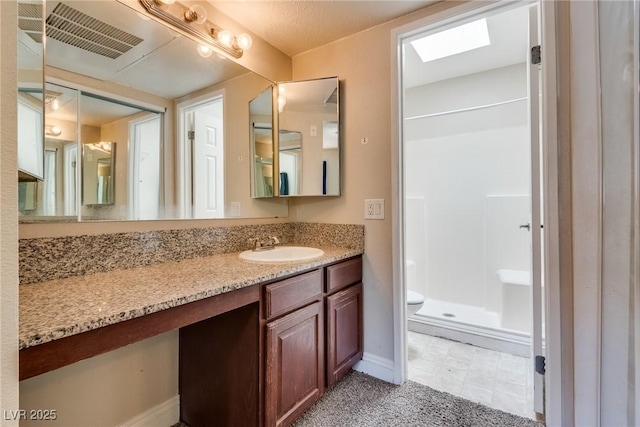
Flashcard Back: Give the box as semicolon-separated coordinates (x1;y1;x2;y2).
442;313;456;318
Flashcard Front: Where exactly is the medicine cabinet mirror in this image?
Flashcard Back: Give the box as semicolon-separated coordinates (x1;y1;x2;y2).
276;77;340;197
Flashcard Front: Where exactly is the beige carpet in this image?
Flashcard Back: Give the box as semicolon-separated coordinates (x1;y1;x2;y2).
293;371;542;427
173;370;542;426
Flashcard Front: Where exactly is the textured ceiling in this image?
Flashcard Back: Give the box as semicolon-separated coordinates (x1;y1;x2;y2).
210;1;438;57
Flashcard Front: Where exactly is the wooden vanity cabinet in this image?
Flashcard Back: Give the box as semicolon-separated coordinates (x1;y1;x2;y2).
178;256;362;427
325;257;363;387
263;270;324;427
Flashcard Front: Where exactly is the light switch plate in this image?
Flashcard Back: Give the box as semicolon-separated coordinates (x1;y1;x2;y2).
364;199;384;220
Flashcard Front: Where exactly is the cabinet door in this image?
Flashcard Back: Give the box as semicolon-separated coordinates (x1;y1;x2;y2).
326;283;363;387
265;301;324;427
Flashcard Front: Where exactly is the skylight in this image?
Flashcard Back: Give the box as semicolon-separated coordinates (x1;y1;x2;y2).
410;18;491;63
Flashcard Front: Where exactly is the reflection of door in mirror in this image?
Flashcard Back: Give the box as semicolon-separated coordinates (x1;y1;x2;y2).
251;125;274;197
279;130;303;196
63;142;77;216
82;142;115;206
249;87;274;199
129;115;162;220
178;96;225;219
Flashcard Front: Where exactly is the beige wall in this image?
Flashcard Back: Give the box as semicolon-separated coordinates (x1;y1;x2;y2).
289;5;434;361
20;332;178;427
1;1;19;425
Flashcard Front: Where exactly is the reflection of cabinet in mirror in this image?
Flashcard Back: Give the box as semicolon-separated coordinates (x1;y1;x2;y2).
17;0;45;182
17;93;44;181
277;77;340;197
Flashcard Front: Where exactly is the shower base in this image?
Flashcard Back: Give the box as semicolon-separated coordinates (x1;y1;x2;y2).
409;298;531;357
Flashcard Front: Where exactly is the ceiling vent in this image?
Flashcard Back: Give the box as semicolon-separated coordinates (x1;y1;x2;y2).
324;88;338;105
45;3;143;59
18;2;44;44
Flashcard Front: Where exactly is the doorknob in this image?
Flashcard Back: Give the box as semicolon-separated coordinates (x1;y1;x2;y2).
519;223;531;231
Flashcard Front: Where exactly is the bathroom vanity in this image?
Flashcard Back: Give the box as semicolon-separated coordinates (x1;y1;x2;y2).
19;244;363;427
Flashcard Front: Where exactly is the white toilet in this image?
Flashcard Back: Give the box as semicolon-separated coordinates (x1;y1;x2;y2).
406;260;425;317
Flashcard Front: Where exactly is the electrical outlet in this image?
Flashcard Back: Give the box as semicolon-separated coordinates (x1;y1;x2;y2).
364;199;384;220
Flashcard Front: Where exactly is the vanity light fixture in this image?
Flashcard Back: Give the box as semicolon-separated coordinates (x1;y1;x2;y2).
138;0;252;59
197;44;213;58
277;85;287;113
45;125;62;137
87;141;112;153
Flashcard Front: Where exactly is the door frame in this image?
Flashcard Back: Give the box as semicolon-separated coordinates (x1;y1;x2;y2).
390;0;563;424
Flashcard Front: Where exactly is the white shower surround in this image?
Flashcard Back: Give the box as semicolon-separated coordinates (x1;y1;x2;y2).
404;63;531;334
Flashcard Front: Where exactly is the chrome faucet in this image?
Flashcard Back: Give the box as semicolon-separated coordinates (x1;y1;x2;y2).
249;236;280;251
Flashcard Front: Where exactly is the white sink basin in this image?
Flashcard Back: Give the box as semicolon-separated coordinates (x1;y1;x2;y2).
239;246;324;263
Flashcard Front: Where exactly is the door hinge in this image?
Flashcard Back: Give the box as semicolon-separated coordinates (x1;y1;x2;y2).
535;355;546;375
531;45;541;65
187;130;195;140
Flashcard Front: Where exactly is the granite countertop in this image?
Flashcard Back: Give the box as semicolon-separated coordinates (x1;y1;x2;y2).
19;246;362;350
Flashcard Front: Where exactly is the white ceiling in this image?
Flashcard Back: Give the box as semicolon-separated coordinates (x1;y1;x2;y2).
210;1;438;57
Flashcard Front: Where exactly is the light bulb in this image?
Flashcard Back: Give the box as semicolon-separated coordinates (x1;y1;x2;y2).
197;44;212;58
278;85;286;96
48;125;61;137
236;33;253;50
184;4;207;24
51;99;60;111
216;29;234;48
278;95;287;113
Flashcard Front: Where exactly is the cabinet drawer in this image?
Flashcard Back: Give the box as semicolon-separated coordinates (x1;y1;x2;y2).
264;270;322;319
325;257;362;294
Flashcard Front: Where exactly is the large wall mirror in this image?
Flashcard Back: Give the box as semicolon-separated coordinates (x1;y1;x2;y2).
18;0;287;222
277;77;340;197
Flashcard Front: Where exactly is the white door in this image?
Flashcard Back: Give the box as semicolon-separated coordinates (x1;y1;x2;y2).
527;3;545;417
130;116;161;220
63;143;77;216
193;108;224;218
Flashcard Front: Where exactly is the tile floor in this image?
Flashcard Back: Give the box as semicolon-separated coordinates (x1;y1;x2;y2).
408;331;536;419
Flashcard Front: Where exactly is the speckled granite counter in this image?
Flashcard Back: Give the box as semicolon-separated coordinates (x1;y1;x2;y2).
19;246;361;350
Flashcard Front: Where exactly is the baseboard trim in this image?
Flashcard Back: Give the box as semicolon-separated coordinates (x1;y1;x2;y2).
353;352;395;383
117;395;180;427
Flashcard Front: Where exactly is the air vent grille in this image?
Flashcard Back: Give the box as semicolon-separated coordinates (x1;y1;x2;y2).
46;3;143;59
324;88;338;105
18;2;44;43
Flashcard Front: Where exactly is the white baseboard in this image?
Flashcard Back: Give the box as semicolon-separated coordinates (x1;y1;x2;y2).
353;352;395;383
117;395;180;427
